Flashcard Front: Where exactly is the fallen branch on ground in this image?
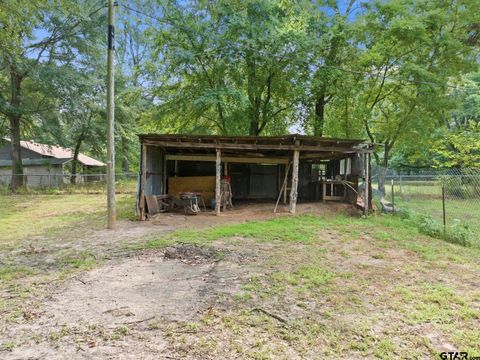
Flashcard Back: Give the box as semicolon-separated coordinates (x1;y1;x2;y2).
251;307;288;324
118;316;155;325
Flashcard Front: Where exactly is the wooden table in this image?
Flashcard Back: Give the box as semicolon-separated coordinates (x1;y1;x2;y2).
321;180;347;202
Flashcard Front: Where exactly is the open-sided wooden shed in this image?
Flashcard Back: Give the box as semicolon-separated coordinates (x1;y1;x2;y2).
137;134;373;219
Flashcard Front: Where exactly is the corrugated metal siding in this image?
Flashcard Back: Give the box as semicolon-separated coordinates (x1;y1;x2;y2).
229;163;249;198
298;162;314;201
248;164;278;199
146;146;163;195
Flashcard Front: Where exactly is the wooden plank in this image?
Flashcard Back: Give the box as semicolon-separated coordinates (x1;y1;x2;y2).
274;162;291;213
145;195;160;214
165;154;289;164
289;148;300;214
144;140;371;153
168;176;215;201
215;149;221;215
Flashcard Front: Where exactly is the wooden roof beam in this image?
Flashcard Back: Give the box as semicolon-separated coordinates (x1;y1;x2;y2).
143;140;371;153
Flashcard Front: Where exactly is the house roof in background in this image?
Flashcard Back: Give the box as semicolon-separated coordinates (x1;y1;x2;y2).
2;138;105;167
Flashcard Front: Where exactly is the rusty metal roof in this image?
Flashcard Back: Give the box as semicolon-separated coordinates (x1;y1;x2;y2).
138;133;366;147
138;134;371;156
3;138;105;167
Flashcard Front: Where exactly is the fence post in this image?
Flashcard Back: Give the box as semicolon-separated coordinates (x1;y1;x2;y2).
399;175;402;195
391;179;395;215
442;184;446;239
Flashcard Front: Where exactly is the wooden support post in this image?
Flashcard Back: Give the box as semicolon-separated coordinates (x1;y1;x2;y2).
215;148;221;216
289;148;300;214
283;164;288;204
139;144;147;220
364;152;370;215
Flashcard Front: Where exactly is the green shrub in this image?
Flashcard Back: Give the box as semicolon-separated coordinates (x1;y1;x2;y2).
396;207;475;247
397;207;415;220
446;219;472;247
417;215;443;238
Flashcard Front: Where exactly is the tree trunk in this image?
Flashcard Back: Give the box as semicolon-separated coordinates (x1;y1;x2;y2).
70;134;84;184
314;92;326;137
9;70;24;191
377;166;386;196
246;51;261;136
376;144;391;196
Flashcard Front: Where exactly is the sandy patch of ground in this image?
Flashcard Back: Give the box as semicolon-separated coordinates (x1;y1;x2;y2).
2;245;253;359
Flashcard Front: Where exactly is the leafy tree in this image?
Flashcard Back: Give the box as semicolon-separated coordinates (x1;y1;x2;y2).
0;0;105;190
348;0;479;192
431;72;480;168
148;0;307;135
305;0;358;136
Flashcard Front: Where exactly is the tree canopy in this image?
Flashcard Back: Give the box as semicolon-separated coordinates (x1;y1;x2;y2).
0;0;479;190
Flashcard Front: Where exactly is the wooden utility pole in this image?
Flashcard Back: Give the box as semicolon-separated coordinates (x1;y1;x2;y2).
106;0;116;229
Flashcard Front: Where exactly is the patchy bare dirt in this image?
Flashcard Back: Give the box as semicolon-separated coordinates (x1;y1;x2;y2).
10;202;475;359
1;202;358;270
2;245;254;359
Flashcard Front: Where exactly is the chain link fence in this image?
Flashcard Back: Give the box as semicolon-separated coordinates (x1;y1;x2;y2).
372;167;480;247
0;173;138;194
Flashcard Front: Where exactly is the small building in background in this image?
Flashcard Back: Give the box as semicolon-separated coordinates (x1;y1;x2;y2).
0;138;105;187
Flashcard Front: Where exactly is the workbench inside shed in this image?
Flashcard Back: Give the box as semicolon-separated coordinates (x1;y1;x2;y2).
137;134;373;219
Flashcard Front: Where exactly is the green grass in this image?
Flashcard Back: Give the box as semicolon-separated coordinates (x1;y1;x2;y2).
148;213;480;359
60;250;99;270
1;191;480;359
378;183;480;239
0;179;137;196
149;215;332;245
0;193;135;248
0;266;35;282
